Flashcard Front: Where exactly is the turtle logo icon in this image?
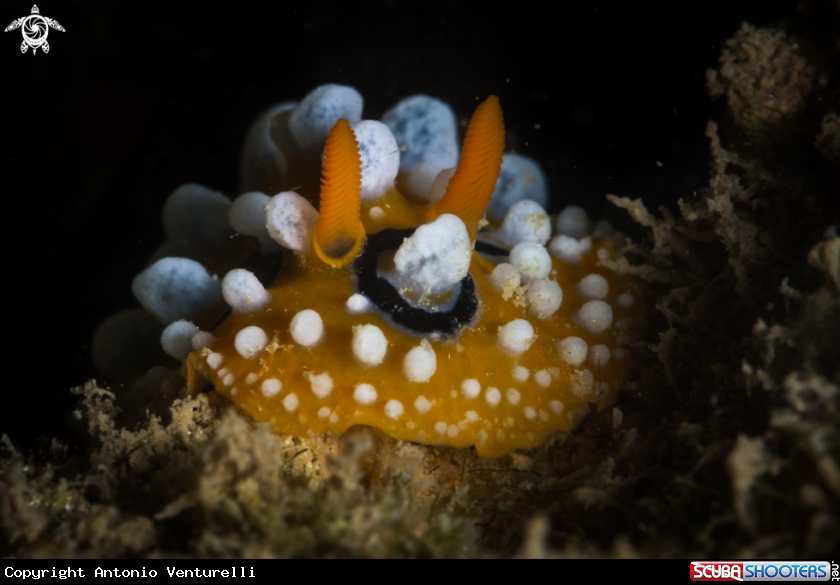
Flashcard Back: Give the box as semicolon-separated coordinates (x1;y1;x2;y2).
5;5;65;54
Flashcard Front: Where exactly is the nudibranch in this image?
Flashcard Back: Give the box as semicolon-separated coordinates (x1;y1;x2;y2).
146;85;641;457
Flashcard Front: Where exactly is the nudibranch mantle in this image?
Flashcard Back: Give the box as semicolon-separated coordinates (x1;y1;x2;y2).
176;86;641;458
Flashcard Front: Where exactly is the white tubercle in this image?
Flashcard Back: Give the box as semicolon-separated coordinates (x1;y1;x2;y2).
414;395;432;414
489;263;521;300
512;365;529;382
384;400;404;420
264;191;319;253
461;379;481;399
618;292;635;307
282;393;299;412
305;372;334;399
352;324;388;367
534;369;552;388
526;279;563;320
345;293;372;314
589;345;611;367
261;378;282;398
577;274;609;300
289;84;363;153
234;326;268;359
483;200;551;248
556;337;588;366
191;330;216;351
351;120;400;201
577;300;614;334
222;269;272;314
353;383;378;405
555;206;591;238
289;309;324;348
206;352;224;370
548;235;592;264
592;220;614;239
485;387;502;407
161;320;200;361
509;241;551;283
497;319;536;357
382;214;472;310
229;192;279;253
403;339;437;383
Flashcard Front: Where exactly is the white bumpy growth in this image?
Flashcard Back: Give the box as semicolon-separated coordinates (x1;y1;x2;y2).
264;191;319;253
482;199;551;249
160;320;199;361
222;269;272;314
228;192;279;253
351;120;400;201
381;214;472;311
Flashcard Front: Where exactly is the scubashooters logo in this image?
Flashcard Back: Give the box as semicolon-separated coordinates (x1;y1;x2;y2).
4;5;65;54
691;561;833;582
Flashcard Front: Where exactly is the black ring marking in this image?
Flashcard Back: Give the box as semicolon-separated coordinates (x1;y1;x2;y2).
354;228;478;337
474;239;510;257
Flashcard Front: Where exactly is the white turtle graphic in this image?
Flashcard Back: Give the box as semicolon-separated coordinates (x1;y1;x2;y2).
5;5;65;54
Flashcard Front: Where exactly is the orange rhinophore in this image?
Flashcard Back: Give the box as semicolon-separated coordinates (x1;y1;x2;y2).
312;119;365;267
426;95;505;240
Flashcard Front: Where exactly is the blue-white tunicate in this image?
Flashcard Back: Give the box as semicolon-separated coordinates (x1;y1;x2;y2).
239;102;296;193
289;84;363;154
487;154;548;223
132;257;223;324
351;120;400;200
91;308;170;382
161;320;200;361
162;184;235;255
228;191;279;254
381;95;459;173
555;206;591;238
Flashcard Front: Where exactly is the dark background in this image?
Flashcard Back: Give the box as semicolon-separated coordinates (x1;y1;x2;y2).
0;0;791;451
